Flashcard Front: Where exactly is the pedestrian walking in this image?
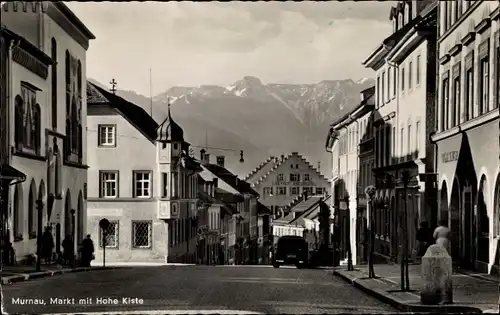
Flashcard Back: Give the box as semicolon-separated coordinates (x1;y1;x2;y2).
433;219;451;254
62;235;74;267
42;226;54;264
80;234;94;267
415;221;433;259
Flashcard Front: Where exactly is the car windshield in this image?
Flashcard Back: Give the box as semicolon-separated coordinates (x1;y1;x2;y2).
277;238;306;252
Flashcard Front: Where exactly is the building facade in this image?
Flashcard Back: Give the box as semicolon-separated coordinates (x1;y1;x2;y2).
327;88;375;266
245;152;329;219
362;0;438;263
432;0;499;274
86;82;201;264
1;2;95;262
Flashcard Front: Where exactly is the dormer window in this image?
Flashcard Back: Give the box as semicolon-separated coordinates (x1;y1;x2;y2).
398;12;404;29
404;3;410;24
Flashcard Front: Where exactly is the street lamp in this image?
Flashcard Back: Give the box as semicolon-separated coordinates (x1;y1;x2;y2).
401;170;411;291
344;195;353;271
35;199;44;272
365;185;376;278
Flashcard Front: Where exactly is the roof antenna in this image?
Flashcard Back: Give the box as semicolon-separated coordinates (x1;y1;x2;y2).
109;78;117;94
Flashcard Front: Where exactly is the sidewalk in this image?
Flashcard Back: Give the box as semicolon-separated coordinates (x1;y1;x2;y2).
333;263;499;313
90;261;196;267
1;263;120;285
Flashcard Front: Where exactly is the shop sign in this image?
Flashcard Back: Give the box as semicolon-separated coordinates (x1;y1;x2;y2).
441;151;459;163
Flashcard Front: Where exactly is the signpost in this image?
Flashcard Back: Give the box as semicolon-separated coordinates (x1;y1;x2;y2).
99;218;110;268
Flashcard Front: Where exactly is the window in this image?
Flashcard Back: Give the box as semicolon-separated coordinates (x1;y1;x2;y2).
277;173;284;181
17;84;41;153
416;55;421;85
100;221;119;248
290;174;300;182
408;125;412;156
132;221;152;249
415;122;420;154
401;67;405;92
442;77;450;130
377;76;380;106
291;187;299;195
465;68;474;120
387;68;391;99
162;173;168;197
452;76;460;127
51;38;57;129
277;187;287;195
303;187;313;195
408;61;413;89
65;51;82;159
100;171;118;198
133;171;151;198
316;187;324;195
496;43;500;108
304;174;310;181
381;72;386;103
98;125;116;146
392;127;396;160
263;187;273;196
455;0;462;21
479;57;489;115
400;128;404;157
393;68;397;97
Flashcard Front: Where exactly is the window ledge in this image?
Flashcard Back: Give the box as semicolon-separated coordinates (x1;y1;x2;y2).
12;149;46;162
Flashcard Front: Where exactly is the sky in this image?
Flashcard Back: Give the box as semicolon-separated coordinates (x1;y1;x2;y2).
65;1;394;96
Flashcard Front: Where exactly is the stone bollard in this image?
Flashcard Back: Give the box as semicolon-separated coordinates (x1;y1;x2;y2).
420;244;453;305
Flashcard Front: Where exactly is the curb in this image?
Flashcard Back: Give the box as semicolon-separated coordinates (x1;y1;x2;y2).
333;270;483;314
1;266;122;285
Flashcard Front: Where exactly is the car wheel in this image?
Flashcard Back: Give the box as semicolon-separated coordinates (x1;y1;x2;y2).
273;264;280;268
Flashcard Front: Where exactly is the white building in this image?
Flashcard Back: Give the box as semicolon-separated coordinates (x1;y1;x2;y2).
432;0;499;274
1;2;95;262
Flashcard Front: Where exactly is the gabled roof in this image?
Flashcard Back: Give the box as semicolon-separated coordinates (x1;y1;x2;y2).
291;196;324;213
200;163;259;197
257;201;271;215
289;196;331;227
87;81;159;142
250;152;329;187
245;156;278;183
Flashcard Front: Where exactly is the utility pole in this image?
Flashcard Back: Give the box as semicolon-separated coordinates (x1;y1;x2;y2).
149;69;153;116
365;185;376;278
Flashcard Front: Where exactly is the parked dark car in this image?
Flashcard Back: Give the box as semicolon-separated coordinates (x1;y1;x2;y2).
272;235;308;268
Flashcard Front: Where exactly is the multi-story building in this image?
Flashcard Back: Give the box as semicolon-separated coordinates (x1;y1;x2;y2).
362;0;438;263
1;2;95;262
256;201;271;264
198;153;260;264
245;152;329;219
86;82;201;264
432;0;499;274
327;87;375;266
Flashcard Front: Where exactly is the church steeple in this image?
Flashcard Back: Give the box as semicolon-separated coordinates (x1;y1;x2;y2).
156;99;184;142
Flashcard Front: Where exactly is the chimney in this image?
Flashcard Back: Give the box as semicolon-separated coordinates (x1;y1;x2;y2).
200;149;206;161
317;161;321;172
280;154;285;162
203;153;210;163
216;156;225;168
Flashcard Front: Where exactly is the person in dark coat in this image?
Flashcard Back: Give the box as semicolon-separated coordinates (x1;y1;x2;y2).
42;227;54;264
80;234;94;267
62;235;74;267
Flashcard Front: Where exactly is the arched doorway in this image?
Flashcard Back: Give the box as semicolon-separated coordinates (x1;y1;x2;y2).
450;178;461;262
476;176;489;267
38;180;46;227
439;181;449;225
13;184;23;241
77;191;84;244
64;189;72;239
493;174;500;271
28;179;37;239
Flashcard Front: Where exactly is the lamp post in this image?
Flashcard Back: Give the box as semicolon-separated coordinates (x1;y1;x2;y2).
365;185;376;278
401;170;411;291
344;195;353;271
35;199;44;272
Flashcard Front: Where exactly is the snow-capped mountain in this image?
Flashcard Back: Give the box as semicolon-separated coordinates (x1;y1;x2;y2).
90;76;373;177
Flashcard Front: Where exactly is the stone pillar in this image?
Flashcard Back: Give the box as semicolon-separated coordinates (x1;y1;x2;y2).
420;244;453;305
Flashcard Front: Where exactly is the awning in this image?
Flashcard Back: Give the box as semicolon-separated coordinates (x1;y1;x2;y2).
0;164;26;183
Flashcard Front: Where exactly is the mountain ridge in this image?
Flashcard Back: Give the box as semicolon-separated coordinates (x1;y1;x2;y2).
88;76;374;177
